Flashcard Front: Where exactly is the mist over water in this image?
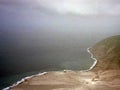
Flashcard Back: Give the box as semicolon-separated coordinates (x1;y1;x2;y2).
1;23;120;77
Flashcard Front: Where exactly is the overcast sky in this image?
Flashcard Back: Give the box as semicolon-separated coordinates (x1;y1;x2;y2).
1;0;120;15
37;0;120;15
0;0;120;31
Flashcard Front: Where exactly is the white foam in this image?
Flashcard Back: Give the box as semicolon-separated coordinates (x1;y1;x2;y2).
87;47;98;71
3;72;47;90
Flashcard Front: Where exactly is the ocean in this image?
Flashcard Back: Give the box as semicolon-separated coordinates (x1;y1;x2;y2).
0;71;42;89
0;48;96;90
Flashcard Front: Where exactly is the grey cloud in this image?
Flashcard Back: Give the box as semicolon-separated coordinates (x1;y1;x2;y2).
1;0;120;15
1;0;120;16
36;0;120;15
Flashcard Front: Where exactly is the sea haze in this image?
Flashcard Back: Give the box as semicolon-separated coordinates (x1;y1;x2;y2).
1;20;120;77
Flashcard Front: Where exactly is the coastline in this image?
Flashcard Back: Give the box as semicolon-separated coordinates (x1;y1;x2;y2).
87;47;98;71
3;72;47;90
3;47;98;90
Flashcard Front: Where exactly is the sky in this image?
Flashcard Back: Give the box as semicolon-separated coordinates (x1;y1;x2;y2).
0;0;120;28
0;0;120;33
37;0;120;15
1;0;120;15
0;0;120;76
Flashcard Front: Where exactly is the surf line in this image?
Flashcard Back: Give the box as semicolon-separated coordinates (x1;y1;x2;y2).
86;47;98;71
3;72;47;90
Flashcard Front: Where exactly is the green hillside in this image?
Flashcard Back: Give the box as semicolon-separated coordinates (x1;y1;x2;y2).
90;35;120;71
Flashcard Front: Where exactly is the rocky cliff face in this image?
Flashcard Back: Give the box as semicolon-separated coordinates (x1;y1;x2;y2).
90;35;120;71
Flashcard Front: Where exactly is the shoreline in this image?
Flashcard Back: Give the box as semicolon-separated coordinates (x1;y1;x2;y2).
3;72;47;90
87;47;98;71
3;47;98;90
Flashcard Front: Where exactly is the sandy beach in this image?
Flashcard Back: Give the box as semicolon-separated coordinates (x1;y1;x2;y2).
9;70;120;90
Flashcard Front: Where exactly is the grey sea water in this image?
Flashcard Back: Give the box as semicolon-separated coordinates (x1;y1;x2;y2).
0;59;94;89
0;47;94;89
0;71;41;89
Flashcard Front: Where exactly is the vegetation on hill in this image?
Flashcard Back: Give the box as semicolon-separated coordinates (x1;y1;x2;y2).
90;35;120;71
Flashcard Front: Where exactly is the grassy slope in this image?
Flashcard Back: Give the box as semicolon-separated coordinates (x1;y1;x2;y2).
90;35;120;71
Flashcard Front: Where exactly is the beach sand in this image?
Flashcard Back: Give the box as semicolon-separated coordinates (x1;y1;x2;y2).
9;70;120;90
